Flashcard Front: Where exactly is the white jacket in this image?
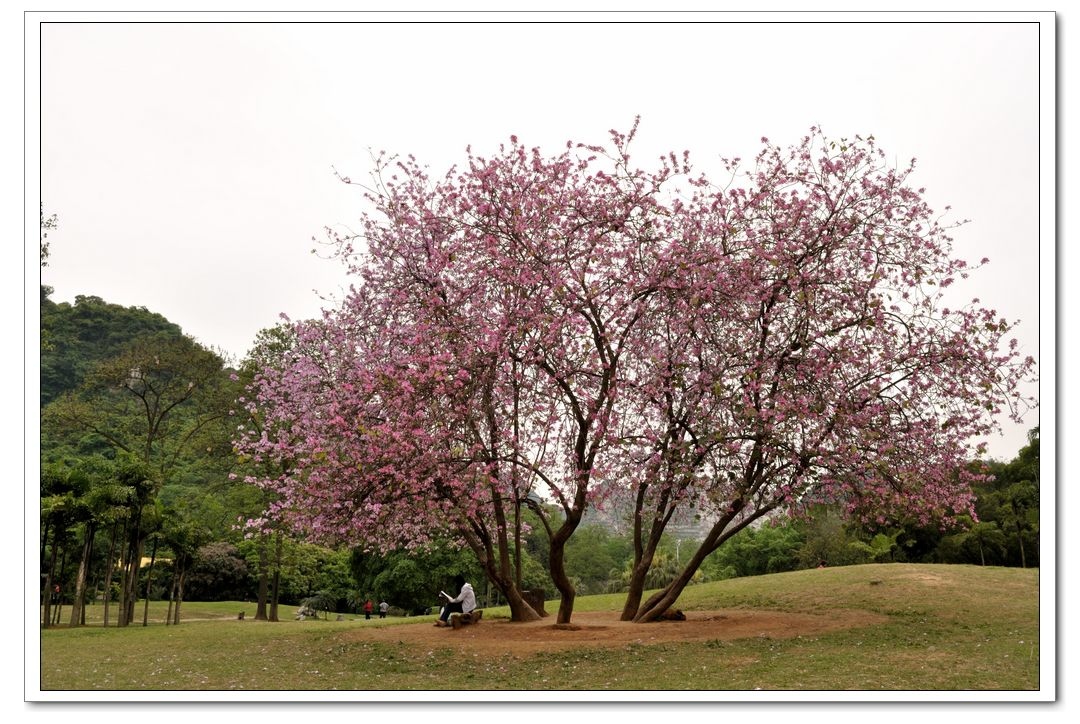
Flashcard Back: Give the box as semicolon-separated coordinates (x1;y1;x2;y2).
448;582;477;613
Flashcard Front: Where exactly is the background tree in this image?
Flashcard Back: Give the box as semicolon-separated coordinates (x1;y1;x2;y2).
794;507;873;569
300;590;339;619
108;456;158;626
44;335;230;474
63;460;112;626
40;204;57;268
160;511;209;625
562;524;633;595
349;544;485;615
39;463;82;627
41;296;185;408
43;333;235;624
183;542;255;602
230;324;302;621
977;428;1039;567
699;523;806;581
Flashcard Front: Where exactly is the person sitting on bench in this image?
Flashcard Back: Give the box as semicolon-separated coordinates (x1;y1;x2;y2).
435;575;476;627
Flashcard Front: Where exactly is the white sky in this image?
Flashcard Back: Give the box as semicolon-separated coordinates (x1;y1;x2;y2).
12;6;1070;712
31;16;1048;464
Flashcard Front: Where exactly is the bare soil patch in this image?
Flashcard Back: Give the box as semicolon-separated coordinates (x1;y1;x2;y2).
347;608;887;657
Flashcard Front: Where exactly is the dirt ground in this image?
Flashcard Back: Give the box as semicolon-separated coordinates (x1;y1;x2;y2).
347;608;888;657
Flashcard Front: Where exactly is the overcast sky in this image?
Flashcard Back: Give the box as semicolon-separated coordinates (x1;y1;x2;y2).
31;15;1049;463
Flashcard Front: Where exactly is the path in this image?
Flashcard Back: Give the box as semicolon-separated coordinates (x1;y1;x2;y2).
345;608;887;657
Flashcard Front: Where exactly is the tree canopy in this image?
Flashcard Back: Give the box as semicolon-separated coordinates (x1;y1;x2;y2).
232;124;1032;623
41;294;186;408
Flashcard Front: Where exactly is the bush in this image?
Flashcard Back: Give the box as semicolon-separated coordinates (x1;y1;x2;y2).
300;590;339;617
702;523;805;580
183;542;256;601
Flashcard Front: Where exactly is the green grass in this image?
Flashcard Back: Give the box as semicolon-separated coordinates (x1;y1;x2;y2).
37;563;1041;693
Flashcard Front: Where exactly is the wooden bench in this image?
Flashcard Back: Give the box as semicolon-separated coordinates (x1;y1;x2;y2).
449;608;484;629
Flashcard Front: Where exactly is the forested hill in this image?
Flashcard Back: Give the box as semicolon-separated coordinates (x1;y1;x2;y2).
40;289;186;407
39;285;254;540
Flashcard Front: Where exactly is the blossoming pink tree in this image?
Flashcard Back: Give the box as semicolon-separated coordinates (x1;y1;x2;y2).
236;124;1034;625
613;130;1034;621
238;123;690;622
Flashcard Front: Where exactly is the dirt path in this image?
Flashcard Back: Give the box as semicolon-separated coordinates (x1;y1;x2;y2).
345;608;887;657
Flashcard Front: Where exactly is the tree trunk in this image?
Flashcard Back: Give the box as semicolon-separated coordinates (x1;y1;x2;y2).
142;538;158;626
118;511;144;627
620;555;656;621
117;554;128;626
124;538;144;626
620;487;671;621
269;533;282;622
633;541;715;623
40;519;51;587
102;524;118;627
547;520;579;624
41;537;60;628
52;548;69;625
254;534;269;621
629;505;767;623
477;554;539;622
172;567;186;625
69;523;96;627
1015;520;1027;569
165;583;174;626
117;545;131;626
460;523;540;622
475;428;540;623
514;495;523;593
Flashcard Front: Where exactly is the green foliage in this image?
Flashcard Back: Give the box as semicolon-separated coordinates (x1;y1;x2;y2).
40;295;185;408
804;428;1041;570
349;545;484;614
970;427;1040;567
300;590;339;618
848;531;901;563
701;522;807;581
248;540;358;607
159;509;212;577
43;332;233;477
938;519;1009;566
41;313;246;559
40;204;57;269
901;428;1040;568
563;524;633;595
40;462;88;531
183;542;255;602
513;548;552;593
794;507;872;568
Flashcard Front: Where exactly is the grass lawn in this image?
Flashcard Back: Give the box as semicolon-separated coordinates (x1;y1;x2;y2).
35;563;1041;696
